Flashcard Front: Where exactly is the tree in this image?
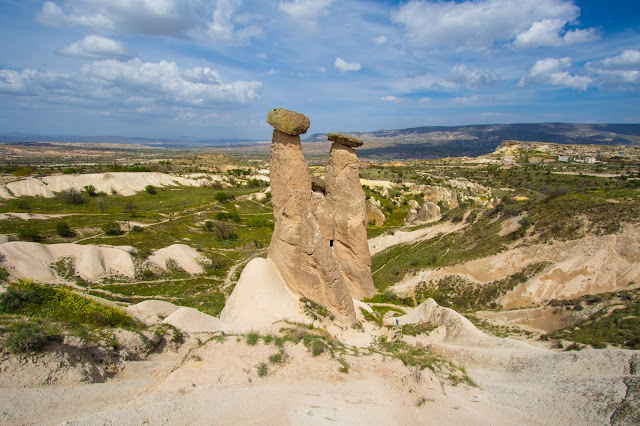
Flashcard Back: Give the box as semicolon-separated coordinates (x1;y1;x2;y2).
56;221;74;238
203;220;237;240
58;188;85;205
123;202;140;217
102;221;123;236
83;185;97;196
144;185;157;195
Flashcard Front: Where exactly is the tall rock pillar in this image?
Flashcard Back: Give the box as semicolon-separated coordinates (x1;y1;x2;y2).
265;108;356;324
325;133;376;299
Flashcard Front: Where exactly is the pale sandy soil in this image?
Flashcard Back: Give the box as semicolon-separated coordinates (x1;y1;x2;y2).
368;221;467;256
0;172;202;198
391;226;640;310
2;298;637;425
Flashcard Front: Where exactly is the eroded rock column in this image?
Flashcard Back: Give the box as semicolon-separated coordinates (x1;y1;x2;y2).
325;133;376;299
266;108;355;324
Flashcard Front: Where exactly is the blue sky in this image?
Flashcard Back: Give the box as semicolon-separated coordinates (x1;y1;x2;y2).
0;0;638;140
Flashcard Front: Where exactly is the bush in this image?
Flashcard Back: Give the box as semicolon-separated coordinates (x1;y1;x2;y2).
58;188;85;205
246;331;260;346
102;221;123;236
144;185;157;195
213;191;234;203
2;322;63;354
257;362;268;377
18;225;42;242
0;281;136;328
203;220;237;240
215;211;241;222
131;225;144;232
246;217;274;229
310;339;326;357
56;221;74;238
83;185;97;196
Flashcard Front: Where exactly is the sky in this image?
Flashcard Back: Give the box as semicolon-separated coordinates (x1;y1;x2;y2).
0;0;639;140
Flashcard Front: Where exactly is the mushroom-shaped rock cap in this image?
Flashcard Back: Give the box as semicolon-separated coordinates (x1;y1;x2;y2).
328;132;363;148
267;108;310;136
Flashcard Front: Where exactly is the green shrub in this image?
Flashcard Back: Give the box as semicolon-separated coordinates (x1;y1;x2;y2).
0;281;136;328
18;225;42;242
215;211;241;222
145;185;157;195
102;221;123;236
56;221;74;238
2;322;63;354
257;362;268;377
246;217;274;229
246;331;260;346
310;339;326;356
58;188;85;205
83;185;97;196
213;191;234;203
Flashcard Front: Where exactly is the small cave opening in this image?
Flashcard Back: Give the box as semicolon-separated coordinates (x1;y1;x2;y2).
329;239;334;247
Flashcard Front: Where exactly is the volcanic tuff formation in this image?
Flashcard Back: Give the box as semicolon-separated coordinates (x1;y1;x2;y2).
266;108;375;322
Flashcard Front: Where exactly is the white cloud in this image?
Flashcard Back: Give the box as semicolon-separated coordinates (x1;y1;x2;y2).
334;57;361;72
450;95;479;105
392;0;586;50
373;35;388;45
266;68;280;75
513;19;565;48
36;0;207;38
380;95;401;103
0;59;262;107
513;18;599;48
418;97;431;103
58;35;133;60
519;57;592;90
586;50;640;87
562;27;599;45
448;65;497;88
279;0;334;24
597;49;640;70
207;0;262;42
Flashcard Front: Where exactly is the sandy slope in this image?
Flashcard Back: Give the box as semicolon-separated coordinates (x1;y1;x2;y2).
368;221;467;256
0;241;205;283
391;227;640;308
1;172;201;198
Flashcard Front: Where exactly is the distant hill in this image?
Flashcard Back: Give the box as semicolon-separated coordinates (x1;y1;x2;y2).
0;133;262;148
305;123;640;159
3;123;640;159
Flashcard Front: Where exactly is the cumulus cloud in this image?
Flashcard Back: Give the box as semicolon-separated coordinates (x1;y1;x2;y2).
207;0;262;42
279;0;334;24
392;0;591;50
58;35;133;60
448;65;498;88
334;57;361;72
373;35;388;45
518;57;592;90
380;95;401;103
586;50;640;87
450;95;479;105
36;0;207;38
0;59;262;108
596;49;640;70
513;18;599;48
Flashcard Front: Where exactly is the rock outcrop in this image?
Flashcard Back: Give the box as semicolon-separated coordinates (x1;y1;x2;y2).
407;184;459;209
404;201;441;225
367;199;386;226
325;133;376;299
266;109;356;324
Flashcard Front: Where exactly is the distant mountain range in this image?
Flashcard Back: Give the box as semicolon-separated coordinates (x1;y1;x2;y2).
305;123;640;159
2;123;640;158
0;132;262;148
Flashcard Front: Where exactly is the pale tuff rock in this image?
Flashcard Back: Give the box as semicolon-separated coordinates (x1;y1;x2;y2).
266;108;311;136
327;132;364;148
367;199;386;226
325;141;376;299
311;190;334;242
404;201;441;225
407;184;459;209
267;125;355;323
